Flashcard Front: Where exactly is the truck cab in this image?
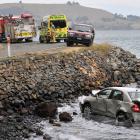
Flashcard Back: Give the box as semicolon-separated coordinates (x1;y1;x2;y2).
39;15;68;43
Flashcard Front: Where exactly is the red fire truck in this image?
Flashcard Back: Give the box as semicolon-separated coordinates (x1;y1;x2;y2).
0;13;36;42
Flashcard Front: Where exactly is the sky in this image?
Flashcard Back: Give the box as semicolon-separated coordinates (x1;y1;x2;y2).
0;0;140;16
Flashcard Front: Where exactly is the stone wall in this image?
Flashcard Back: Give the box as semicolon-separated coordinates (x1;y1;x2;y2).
0;46;139;113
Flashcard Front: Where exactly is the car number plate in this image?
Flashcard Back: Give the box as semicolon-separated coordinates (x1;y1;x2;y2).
77;37;82;40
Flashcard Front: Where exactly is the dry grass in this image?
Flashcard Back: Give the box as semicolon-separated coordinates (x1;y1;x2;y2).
0;43;113;61
80;43;112;56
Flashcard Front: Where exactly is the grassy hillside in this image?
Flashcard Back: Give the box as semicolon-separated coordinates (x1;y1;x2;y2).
0;3;140;30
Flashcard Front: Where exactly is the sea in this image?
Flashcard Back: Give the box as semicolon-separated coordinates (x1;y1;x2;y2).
95;30;140;58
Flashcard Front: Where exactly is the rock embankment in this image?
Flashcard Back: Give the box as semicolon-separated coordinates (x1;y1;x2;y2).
0;45;139;115
0;44;140;139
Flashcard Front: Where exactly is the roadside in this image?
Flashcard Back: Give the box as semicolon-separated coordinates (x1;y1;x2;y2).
0;42;65;58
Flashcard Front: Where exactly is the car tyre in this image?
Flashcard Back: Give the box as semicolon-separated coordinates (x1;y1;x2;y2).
25;38;33;42
85;40;93;47
83;105;92;120
115;112;133;127
67;40;74;47
39;36;44;43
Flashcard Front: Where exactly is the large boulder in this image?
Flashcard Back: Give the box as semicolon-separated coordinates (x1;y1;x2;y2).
59;112;72;122
35;102;57;118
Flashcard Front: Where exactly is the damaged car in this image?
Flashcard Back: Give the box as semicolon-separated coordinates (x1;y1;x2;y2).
80;87;140;127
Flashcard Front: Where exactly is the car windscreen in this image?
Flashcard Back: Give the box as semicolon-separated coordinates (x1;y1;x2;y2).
128;92;140;101
73;25;91;32
11;19;23;26
50;20;66;28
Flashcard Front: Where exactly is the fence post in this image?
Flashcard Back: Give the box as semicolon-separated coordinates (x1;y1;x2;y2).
6;35;11;57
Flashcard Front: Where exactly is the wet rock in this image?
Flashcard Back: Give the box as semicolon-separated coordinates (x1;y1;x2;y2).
43;134;52;140
0;116;4;122
53;122;61;127
36;128;44;136
36;102;57;118
59;112;73;122
0;101;4;109
73;112;78;115
23;131;30;139
49;118;54;124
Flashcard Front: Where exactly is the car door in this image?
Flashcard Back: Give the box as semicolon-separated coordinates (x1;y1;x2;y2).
106;90;123;117
93;89;112;115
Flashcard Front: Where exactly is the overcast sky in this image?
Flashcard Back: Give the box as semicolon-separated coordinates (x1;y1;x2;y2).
0;0;140;16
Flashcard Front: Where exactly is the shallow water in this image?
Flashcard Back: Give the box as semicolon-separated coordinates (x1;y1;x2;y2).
30;99;140;140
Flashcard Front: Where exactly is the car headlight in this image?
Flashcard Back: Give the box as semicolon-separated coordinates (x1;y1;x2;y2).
69;32;75;36
85;34;91;38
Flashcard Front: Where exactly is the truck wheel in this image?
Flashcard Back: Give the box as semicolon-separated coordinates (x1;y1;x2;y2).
46;39;50;43
39;36;44;43
67;41;74;47
25;38;33;42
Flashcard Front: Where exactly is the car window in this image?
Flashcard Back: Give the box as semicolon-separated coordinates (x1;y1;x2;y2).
73;25;91;32
98;89;112;99
109;90;123;101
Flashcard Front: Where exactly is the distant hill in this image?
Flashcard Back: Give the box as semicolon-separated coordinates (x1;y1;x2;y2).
0;3;140;30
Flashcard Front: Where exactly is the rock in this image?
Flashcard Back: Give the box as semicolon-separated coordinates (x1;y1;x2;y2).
36;102;57;118
0;101;4;109
73;112;78;115
23;130;30;138
36;128;44;136
59;112;72;122
49;118;54;124
53;122;61;127
43;134;52;140
20;108;29;115
0;116;4;122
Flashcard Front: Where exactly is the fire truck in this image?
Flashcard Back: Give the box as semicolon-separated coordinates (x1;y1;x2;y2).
0;13;36;43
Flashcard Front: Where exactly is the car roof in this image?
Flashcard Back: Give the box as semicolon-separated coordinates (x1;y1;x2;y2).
106;87;140;93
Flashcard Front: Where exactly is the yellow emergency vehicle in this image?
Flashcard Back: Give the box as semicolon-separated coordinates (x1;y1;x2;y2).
39;15;68;43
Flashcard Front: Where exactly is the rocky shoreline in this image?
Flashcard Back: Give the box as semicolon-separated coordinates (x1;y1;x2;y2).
0;44;139;139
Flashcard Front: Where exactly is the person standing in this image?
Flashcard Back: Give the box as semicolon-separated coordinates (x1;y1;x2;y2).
50;22;56;43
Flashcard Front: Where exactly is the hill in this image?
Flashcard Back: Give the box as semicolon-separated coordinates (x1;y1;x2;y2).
0;3;140;30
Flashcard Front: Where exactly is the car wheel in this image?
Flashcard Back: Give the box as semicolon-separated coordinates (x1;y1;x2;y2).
25;38;33;42
67;41;74;47
85;41;92;47
39;36;44;43
46;39;50;43
83;105;92;120
115;112;133;127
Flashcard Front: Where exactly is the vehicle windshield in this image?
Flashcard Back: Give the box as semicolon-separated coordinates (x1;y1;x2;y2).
73;25;91;32
50;20;66;28
11;19;23;26
128;92;140;101
22;18;34;25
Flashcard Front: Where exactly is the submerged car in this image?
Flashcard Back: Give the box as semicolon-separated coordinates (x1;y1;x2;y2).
80;87;140;126
67;24;95;47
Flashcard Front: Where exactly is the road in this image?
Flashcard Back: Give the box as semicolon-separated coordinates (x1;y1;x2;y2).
0;42;67;58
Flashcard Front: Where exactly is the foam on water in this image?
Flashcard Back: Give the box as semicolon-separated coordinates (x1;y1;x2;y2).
31;99;140;140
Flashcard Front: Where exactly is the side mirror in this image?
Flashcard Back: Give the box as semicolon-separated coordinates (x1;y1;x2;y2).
91;90;100;97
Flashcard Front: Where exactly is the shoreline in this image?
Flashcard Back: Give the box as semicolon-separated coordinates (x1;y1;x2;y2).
0;44;139;139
